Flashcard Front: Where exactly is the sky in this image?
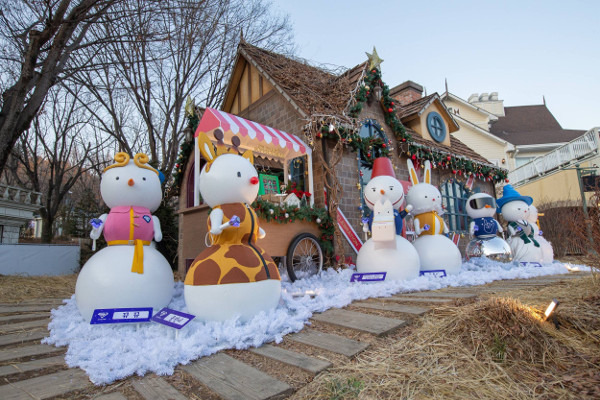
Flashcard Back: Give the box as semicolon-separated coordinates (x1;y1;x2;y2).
271;0;600;130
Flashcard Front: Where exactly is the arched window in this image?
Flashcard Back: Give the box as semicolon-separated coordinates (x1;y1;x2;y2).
357;119;388;209
440;179;469;233
186;161;195;208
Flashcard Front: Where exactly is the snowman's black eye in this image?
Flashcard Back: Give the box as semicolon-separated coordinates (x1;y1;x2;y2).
143;177;146;181
237;171;241;177
116;177;119;180
371;187;376;192
389;186;394;190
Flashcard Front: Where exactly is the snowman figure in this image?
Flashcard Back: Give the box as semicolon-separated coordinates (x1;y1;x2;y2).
526;204;554;263
464;193;512;262
496;185;543;263
406;159;462;275
75;153;174;322
184;130;281;322
356;157;420;281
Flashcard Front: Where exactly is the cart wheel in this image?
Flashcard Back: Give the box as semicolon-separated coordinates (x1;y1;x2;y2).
286;233;323;282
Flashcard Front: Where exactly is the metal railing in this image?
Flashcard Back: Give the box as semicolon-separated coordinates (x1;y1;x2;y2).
508;127;600;186
0;184;43;206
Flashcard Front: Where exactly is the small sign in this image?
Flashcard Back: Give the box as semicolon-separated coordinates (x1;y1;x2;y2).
151;308;195;329
143;215;151;223
519;261;542;268
90;307;153;325
420;269;447;278
258;174;280;195
350;272;386;282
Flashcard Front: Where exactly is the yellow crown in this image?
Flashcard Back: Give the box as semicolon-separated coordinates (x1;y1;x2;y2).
103;152;159;175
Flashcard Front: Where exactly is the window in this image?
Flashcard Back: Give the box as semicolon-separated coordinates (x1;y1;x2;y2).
288;156;307;193
357;119;388;209
515;157;534;167
426;111;446;143
186;161;195;208
440;179;469;233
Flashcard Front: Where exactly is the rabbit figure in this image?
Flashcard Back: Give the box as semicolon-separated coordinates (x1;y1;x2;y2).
464;193;512;262
496;185;543;263
526;204;554;263
405;159;462;275
356;157;420;281
75;153;174;322
184;130;280;322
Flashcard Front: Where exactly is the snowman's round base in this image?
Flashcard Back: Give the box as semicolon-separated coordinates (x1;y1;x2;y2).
184;280;281;322
75;245;174;322
507;237;544;263
413;235;462;275
536;235;554;263
466;236;512;263
356;236;420;281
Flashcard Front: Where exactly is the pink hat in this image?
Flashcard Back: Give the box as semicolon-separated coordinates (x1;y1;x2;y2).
371;157;396;179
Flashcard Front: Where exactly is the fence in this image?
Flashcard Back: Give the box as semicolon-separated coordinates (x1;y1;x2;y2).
0;243;80;276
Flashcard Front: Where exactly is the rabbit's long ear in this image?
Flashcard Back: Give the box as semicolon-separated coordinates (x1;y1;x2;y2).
241;149;254;165
424;160;432;184
407;159;419;185
197;131;217;164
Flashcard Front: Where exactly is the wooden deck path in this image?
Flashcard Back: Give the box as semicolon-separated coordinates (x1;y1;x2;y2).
0;271;590;399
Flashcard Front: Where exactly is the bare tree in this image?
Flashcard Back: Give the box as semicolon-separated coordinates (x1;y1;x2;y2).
0;0;122;176
6;85;112;242
71;0;293;189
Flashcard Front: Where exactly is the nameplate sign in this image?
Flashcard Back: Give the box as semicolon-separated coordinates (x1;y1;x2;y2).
350;272;386;282
90;307;153;325
151;308;195;329
420;269;447;278
519;262;542;268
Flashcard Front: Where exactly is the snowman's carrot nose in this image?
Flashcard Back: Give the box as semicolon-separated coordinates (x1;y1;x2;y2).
250;176;259;185
128;178;135;186
380;189;385;194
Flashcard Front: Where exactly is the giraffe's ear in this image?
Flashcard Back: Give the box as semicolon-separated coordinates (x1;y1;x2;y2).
407;159;419;185
424;161;431;184
197;131;216;163
241;149;254;165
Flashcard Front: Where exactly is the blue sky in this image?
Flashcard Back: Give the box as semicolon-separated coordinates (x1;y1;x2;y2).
271;0;599;130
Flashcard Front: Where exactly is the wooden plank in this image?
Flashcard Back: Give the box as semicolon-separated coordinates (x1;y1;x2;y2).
0;313;48;323
0;344;62;362
388;296;453;304
353;301;429;315
0;330;47;346
288;329;369;357
93;393;128;400
0;319;49;333
398;292;477;299
132;376;187;400
250;344;332;374
311;308;406;336
0;305;55;313
182;353;292;400
0;369;90;400
0;355;65;378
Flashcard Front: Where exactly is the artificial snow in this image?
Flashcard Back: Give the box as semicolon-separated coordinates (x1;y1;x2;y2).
43;258;587;385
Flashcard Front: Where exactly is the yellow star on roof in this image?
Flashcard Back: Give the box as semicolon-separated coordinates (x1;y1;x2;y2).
366;46;383;70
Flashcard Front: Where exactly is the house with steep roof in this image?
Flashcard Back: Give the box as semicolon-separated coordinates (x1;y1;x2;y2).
176;42;507;273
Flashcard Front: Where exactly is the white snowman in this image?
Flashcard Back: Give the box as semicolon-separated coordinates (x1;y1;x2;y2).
464;192;512;262
406;160;462;275
526;204;554;263
496;185;543;263
356;157;420;281
184;129;281;322
75;153;174;322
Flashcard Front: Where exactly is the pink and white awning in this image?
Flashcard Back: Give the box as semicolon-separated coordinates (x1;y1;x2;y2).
194;108;310;161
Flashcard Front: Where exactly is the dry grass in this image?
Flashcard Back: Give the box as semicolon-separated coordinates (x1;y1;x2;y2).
0;274;77;303
293;277;600;400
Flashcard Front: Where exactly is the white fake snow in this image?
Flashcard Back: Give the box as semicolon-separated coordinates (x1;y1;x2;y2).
43;259;591;385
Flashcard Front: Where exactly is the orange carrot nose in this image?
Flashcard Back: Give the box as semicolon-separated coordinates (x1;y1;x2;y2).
128;178;135;186
250;176;259;185
380;189;385;195
484;204;491;208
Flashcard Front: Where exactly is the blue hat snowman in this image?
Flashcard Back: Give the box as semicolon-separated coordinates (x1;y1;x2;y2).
496;184;533;214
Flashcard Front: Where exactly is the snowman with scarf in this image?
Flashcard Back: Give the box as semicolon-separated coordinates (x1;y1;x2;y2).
496;185;543;263
75;153;174;322
526;204;554;263
355;157;420;281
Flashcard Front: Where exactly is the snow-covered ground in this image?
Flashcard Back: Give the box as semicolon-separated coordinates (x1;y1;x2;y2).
43;259;590;385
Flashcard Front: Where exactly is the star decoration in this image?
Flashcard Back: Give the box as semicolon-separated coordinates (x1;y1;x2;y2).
366;46;383;70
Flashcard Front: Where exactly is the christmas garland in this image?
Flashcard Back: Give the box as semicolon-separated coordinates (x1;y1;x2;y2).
253;198;335;255
171;109;199;192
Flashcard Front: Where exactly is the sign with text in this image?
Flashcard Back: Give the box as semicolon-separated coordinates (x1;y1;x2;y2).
419;269;447;278
350;272;386;282
90;307;153;325
151;308;195;329
519;261;542;268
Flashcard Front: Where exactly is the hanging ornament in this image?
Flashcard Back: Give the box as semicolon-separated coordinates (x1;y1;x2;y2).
329;124;334;133
284;213;289;218
269;209;274;214
316;218;321;224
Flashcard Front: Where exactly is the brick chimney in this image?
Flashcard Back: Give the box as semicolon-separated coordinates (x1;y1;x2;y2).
389;80;423;106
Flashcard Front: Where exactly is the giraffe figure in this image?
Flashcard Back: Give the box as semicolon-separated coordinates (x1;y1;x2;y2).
184;129;281;322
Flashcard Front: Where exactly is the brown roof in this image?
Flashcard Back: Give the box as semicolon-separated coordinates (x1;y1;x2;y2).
409;130;492;165
396;94;438;119
489;105;584;145
240;42;364;115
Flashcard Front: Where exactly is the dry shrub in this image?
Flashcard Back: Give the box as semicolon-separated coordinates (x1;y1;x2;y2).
0;274;77;303
293;278;600;400
538;200;586;257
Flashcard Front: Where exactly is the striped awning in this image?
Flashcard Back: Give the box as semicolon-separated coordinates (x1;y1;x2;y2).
194;108;310;161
